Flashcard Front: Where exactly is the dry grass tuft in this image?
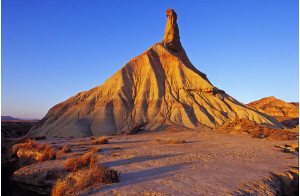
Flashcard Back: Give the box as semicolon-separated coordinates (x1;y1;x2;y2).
113;146;121;149
59;146;71;154
64;152;97;172
91;137;109;145
222;119;298;140
38;145;56;162
51;165;120;196
37;143;47;151
166;139;186;144
13;136;46;144
89;146;101;153
11;140;56;163
11;139;37;154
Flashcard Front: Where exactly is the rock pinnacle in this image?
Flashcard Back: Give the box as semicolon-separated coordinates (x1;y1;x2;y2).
162;9;182;51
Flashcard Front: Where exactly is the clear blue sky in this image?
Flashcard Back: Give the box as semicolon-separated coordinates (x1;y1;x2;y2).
2;0;299;119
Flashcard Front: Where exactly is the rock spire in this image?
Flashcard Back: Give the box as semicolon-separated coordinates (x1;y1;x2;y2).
26;9;283;138
162;9;182;51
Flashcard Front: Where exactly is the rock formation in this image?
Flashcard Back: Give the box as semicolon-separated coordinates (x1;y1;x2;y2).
247;96;299;118
247;96;299;128
27;9;283;137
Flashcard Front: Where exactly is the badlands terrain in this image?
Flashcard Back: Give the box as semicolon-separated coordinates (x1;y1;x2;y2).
1;125;299;196
2;9;299;196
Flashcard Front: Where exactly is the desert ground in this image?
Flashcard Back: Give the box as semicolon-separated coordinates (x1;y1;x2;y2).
3;125;298;196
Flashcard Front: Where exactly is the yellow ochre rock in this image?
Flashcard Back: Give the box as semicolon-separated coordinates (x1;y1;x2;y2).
27;9;283;137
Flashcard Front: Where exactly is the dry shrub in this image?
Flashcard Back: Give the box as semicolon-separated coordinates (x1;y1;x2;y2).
113;146;121;149
11;140;56;163
64;152;97;172
222;119;298;141
166;139;186;144
51;165;120;196
59;146;71;154
154;138;161;142
91;137;109;145
11;139;37;154
89;146;101;153
38;145;56;162
90;136;96;140
37;143;47;151
14;136;46;144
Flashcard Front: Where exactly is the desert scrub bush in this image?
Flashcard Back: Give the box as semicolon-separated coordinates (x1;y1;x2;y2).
89;146;101;153
11;139;37;154
64;152;97;172
166;139;186;144
51;165;120;196
11;140;56;162
59;146;71;154
13;136;46;144
91;136;109;145
90;136;96;140
38;145;56;162
113;146;121;149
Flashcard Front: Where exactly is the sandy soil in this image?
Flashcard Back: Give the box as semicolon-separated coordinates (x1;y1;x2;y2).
24;127;297;195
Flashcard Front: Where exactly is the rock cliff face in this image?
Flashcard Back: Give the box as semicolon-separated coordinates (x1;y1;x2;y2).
27;9;282;137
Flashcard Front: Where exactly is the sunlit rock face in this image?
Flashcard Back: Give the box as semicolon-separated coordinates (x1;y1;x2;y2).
247;96;299;118
27;9;282;137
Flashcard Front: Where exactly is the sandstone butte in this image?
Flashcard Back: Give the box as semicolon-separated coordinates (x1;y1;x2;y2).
27;9;283;138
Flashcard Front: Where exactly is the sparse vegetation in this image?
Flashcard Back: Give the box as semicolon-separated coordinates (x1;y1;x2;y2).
166;139;186;144
38;145;57;162
153;138;186;144
222;119;298;140
11;139;37;154
11;140;56;163
91;136;109;145
59;146;71;154
51;165;120;196
13;136;46;144
89;146;101;153
64;152;97;172
90;136;96;140
113;146;121;149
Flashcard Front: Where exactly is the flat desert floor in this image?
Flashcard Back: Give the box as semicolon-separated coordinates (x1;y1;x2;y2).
11;127;298;195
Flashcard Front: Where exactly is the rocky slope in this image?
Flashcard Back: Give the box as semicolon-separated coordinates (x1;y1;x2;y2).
247;96;299;128
247;96;299;118
27;9;282;137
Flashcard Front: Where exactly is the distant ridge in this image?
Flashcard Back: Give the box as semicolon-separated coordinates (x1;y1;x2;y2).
1;116;20;121
27;9;283;137
1;116;40;121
